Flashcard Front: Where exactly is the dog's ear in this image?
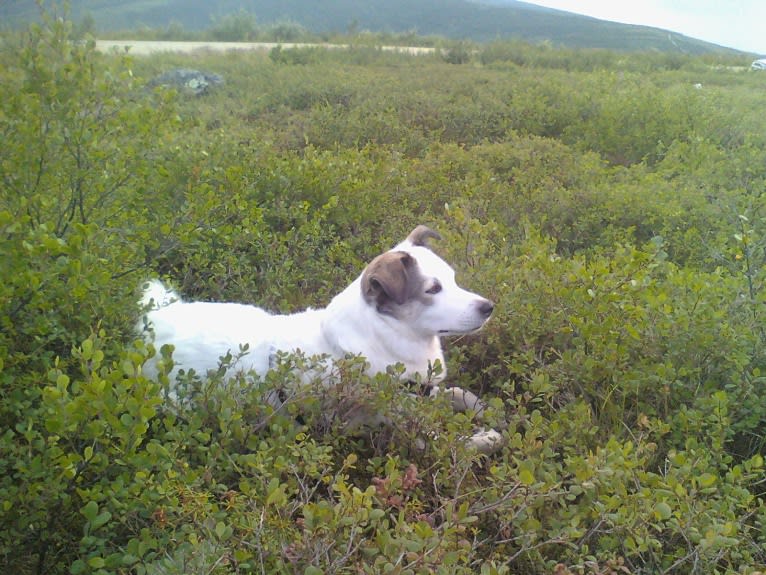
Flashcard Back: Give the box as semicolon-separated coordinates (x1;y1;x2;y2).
406;225;441;247
362;251;416;313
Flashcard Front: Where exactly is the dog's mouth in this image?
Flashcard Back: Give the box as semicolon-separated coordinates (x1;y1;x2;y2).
439;325;485;336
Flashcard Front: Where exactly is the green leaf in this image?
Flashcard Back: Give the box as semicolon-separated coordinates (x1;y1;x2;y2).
654;501;672;520
81;338;93;360
215;521;227;538
698;473;717;488
91;511;112;531
519;468;535;486
266;481;287;506
81;500;99;522
121;554;139;566
121;360;135;377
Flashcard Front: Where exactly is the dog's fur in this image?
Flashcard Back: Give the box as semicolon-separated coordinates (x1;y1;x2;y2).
140;226;493;383
139;225;502;452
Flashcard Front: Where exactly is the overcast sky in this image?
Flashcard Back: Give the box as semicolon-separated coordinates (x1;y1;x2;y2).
526;0;766;55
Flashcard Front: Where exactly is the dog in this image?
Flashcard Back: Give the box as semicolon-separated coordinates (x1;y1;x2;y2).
139;225;502;452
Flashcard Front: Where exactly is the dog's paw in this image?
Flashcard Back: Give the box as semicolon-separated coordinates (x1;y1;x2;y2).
466;427;504;455
429;385;487;417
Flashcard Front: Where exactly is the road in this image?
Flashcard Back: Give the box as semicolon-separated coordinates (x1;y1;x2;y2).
95;40;436;56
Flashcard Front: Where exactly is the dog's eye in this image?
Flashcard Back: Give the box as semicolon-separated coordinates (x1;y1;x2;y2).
426;281;442;295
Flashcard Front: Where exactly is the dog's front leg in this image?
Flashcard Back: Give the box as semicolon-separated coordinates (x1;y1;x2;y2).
430;386;486;417
465;428;504;454
429;386;504;454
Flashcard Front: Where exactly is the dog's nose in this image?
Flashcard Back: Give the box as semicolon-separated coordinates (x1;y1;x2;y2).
478;299;494;318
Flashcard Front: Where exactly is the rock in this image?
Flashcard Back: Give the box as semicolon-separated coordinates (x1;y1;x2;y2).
147;68;224;96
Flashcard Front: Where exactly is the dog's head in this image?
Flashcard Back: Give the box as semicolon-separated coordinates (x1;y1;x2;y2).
361;226;494;336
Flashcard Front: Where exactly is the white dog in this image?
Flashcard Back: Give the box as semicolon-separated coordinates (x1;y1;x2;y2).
140;225;502;452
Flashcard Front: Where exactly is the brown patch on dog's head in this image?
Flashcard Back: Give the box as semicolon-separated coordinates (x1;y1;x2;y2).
406;225;441;247
362;251;423;315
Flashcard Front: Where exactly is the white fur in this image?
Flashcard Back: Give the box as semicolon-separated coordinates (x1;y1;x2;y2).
140;233;493;385
139;228;502;453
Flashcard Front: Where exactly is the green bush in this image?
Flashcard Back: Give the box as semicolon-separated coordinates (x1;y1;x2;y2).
2;12;766;575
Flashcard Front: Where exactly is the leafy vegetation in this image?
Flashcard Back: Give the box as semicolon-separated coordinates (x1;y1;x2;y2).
2;10;766;575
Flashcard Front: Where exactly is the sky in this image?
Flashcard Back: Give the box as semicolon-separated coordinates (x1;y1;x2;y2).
526;0;766;55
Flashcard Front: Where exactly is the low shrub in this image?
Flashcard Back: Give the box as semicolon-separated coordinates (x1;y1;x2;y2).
2;12;766;575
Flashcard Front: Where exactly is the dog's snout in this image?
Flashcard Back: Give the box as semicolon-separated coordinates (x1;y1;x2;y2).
478;299;494;318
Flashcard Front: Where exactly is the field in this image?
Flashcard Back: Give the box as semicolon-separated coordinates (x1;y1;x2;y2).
2;14;766;575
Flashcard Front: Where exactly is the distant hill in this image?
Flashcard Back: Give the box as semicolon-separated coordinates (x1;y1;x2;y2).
0;0;748;55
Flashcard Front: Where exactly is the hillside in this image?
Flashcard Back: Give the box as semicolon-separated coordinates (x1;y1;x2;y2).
0;0;747;54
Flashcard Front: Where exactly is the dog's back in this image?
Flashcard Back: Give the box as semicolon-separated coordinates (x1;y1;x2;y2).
140;281;330;380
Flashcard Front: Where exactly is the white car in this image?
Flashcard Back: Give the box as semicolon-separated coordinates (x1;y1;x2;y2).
752;59;766;70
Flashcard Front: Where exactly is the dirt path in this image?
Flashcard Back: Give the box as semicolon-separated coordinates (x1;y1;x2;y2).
95;40;436;56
